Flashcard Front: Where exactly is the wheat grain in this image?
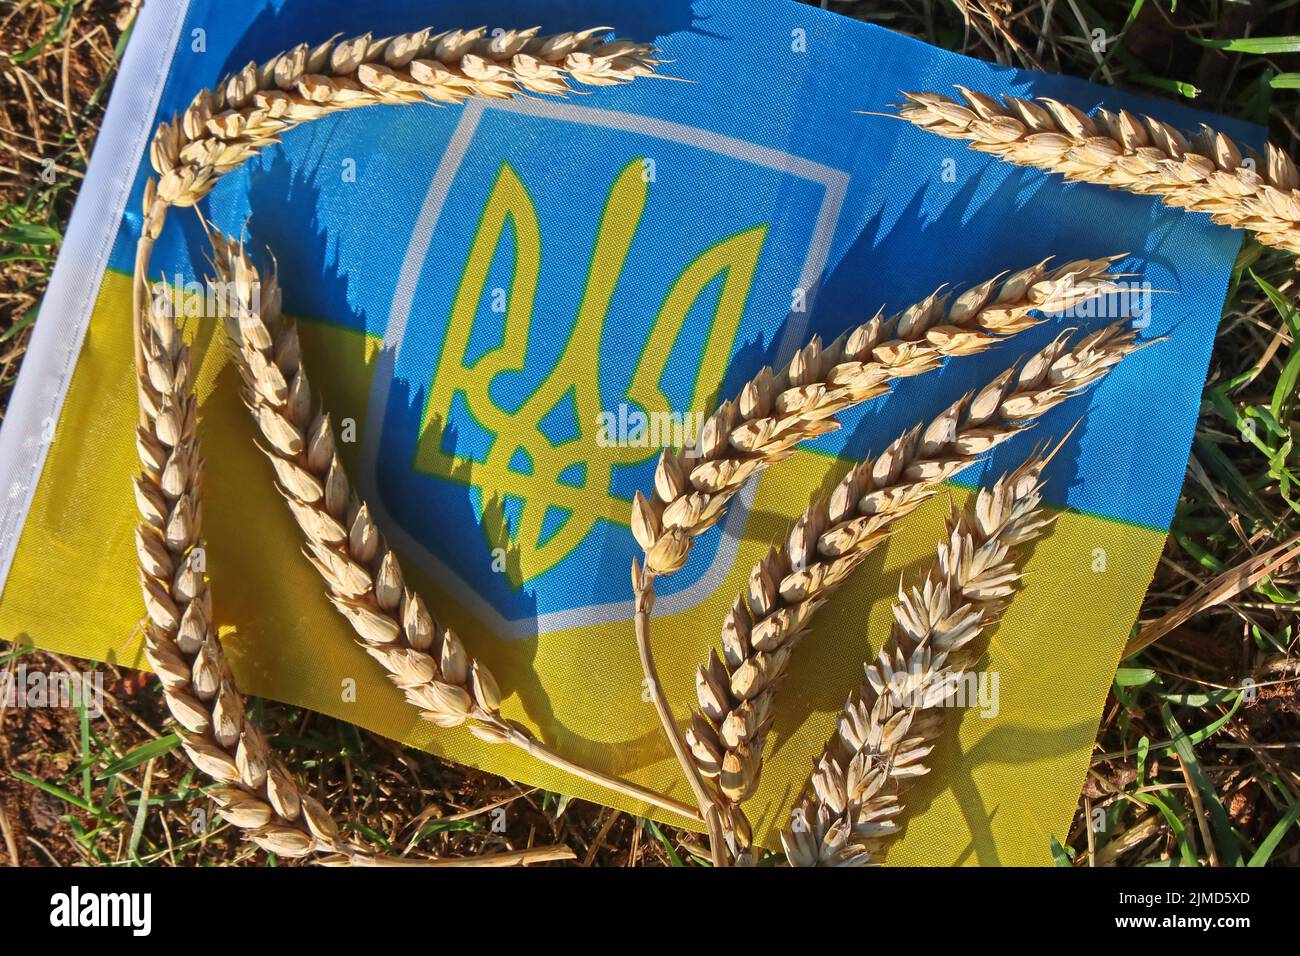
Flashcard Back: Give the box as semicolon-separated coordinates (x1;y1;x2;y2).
685;321;1143;858
207;233;701;824
134;281;346;859
781;457;1053;867
894;87;1300;255
632;256;1124;579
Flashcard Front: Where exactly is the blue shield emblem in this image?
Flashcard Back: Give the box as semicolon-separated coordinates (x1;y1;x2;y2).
360;98;847;635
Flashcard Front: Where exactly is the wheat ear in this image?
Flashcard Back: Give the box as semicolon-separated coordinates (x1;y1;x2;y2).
150;27;657;209
894;87;1300;255
631;255;1123;579
134;281;349;859
781;457;1054;867
686;321;1142;857
133;25;657;395
206;234;700;824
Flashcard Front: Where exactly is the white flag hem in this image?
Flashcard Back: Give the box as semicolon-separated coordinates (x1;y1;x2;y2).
0;0;191;596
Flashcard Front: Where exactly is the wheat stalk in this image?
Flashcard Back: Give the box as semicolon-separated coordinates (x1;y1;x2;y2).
631;256;1124;580
126;24;657;862
781;457;1054;867
206;234;700;824
630;259;1126;864
893;86;1300;255
685;321;1143;858
134;281;348;859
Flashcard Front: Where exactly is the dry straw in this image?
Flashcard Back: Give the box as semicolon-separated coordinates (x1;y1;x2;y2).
128;25;660;862
686;321;1143;859
894;86;1300;255
782;457;1054;867
207;234;699;824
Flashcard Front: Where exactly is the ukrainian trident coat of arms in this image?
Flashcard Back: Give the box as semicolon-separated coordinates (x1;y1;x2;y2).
360;98;845;633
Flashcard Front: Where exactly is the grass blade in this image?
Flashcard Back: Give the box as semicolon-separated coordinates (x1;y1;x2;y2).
127;759;155;863
96;734;180;781
1161;703;1242;865
1248;787;1300;866
1192;35;1300;54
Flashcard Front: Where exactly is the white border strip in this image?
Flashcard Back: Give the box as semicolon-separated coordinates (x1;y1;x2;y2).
0;0;191;598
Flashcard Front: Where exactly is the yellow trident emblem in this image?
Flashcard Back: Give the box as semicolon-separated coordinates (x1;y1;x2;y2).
415;157;768;587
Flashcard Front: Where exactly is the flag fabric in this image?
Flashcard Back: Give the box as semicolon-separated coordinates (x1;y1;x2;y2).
0;0;1252;861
